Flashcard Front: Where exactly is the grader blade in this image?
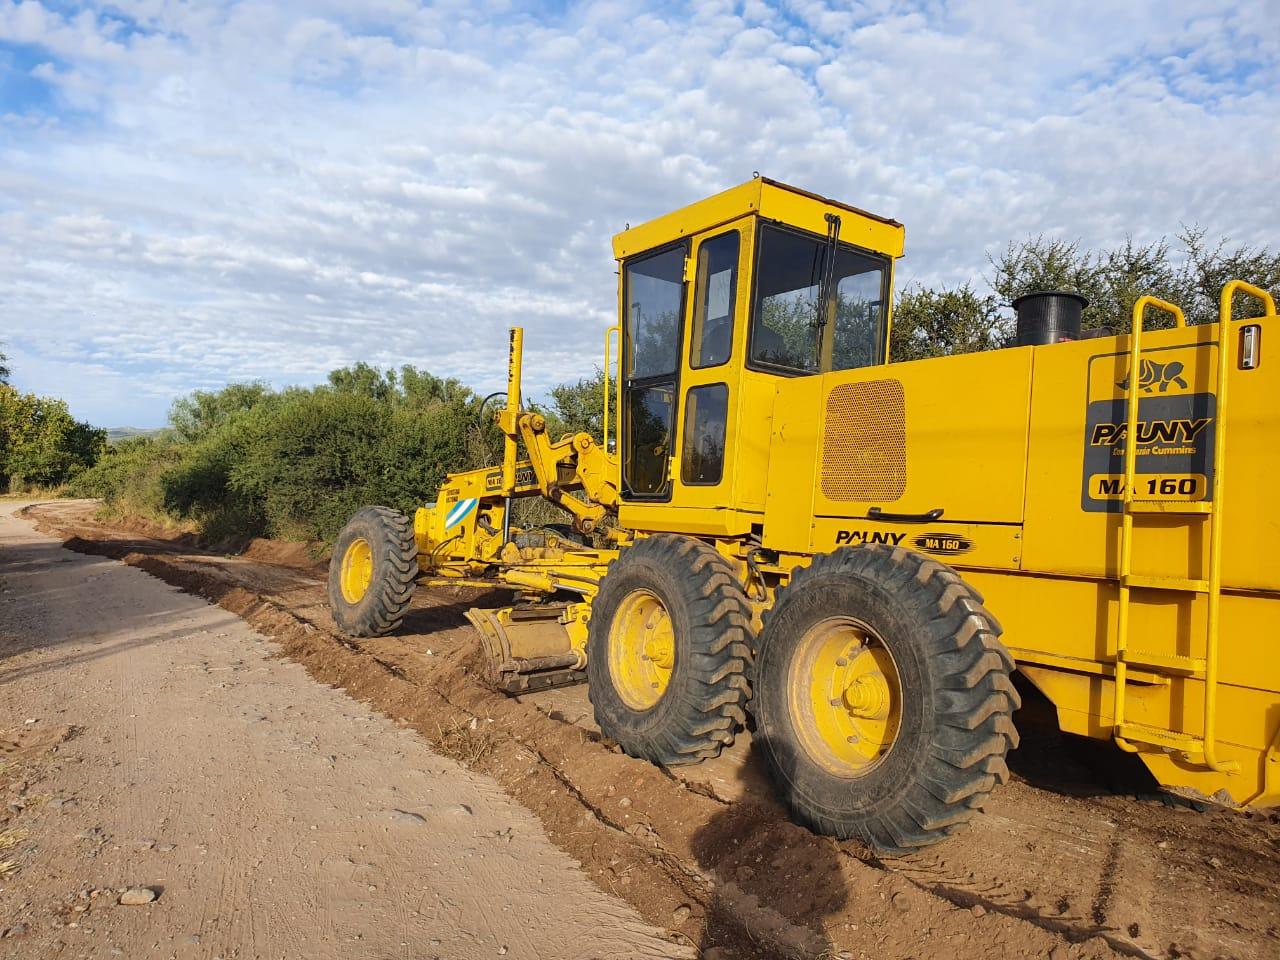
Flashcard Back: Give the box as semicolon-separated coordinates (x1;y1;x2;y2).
466;604;586;694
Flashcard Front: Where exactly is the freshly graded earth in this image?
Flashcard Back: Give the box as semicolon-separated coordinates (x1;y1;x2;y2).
5;498;1280;959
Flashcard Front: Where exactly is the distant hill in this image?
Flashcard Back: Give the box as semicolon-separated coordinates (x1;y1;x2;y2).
105;427;163;443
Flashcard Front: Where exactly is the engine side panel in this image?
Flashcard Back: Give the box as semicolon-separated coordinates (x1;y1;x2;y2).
762;347;1034;555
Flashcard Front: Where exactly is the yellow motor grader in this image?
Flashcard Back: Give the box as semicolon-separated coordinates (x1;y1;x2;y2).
329;177;1280;853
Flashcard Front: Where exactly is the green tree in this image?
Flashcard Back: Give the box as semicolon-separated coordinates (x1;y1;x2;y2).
397;366;475;408
0;343;9;384
327;362;396;401
169;381;274;443
1176;227;1280;326
899;230;1279;362
0;385;105;490
890;284;1010;363
544;370;610;440
990;230;1280;335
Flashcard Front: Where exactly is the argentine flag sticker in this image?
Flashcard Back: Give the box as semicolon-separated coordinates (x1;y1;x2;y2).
443;498;479;530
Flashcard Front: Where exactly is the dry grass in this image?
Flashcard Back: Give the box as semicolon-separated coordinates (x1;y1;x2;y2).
0;829;23;879
1;483;70;499
0;829;27;852
431;717;496;766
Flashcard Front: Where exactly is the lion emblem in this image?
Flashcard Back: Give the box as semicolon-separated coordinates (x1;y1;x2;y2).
1118;358;1187;394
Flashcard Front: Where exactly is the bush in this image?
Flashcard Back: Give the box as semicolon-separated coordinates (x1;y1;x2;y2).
0;386;105;491
161;416;268;541
72;368;501;544
229;389;393;541
891;285;1010;363
66;435;186;525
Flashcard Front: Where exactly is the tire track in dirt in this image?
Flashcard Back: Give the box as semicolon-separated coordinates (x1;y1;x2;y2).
26;501;1280;960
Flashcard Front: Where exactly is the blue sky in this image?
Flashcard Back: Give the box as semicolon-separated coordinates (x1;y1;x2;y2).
1;0;1277;428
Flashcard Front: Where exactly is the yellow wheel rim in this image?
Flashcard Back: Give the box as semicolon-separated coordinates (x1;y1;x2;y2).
608;588;675;711
787;616;902;778
339;538;374;604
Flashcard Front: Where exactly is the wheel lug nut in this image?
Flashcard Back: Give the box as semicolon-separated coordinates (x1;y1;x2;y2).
835;657;848;667
847;735;860;744
829;698;842;707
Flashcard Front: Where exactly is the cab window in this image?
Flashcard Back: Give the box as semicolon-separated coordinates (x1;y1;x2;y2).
689;232;739;368
626;246;683;380
626;385;675;494
680;383;728;485
622;244;686;498
749;223;887;375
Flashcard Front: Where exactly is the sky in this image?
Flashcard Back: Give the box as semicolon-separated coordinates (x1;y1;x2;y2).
1;0;1277;428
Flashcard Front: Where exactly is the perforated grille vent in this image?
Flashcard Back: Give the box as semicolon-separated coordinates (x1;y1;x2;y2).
821;380;907;502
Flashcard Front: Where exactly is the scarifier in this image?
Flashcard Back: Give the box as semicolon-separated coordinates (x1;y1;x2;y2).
328;178;1280;853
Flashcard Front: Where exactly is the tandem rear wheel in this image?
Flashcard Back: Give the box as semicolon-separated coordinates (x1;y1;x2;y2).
753;544;1020;855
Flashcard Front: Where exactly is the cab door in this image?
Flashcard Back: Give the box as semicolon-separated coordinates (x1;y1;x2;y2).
619;241;687;502
672;225;746;512
617;219;756;537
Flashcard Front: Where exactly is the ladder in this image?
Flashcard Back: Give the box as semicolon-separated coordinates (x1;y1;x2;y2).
1112;281;1276;772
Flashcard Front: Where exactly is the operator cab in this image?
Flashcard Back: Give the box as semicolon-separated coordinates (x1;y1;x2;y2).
611;177;905;536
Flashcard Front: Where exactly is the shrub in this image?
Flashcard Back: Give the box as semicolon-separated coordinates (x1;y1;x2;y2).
0;386;105;491
66;434;186;526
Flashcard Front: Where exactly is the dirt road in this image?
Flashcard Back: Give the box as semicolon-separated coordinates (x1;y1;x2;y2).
0;500;690;960
8;499;1280;960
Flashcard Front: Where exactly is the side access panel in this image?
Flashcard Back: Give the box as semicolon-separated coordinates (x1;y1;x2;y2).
762;348;1034;557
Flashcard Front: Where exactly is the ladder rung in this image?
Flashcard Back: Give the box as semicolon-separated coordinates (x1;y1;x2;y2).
1123;574;1209;593
1127;500;1213;515
1116;722;1205;761
1120;651;1206;676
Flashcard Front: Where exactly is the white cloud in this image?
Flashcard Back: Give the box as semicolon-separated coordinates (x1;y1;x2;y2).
0;0;1277;426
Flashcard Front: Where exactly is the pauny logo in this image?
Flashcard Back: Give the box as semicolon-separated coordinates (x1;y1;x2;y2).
1089;417;1211;447
1117;358;1188;394
835;529;904;546
835;529;976;556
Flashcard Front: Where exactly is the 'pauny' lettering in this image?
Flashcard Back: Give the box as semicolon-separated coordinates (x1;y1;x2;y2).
1089;418;1211;447
835;530;906;546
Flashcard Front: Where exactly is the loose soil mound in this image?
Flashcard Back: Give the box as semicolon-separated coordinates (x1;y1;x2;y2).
26;501;1280;960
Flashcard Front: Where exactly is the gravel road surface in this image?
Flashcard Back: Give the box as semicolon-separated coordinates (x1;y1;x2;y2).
0;499;691;960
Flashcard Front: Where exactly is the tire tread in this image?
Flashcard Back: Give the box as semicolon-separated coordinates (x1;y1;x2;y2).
587;535;754;766
757;543;1018;855
328;506;419;638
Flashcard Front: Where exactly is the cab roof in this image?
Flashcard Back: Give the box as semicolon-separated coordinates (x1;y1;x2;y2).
611;177;905;261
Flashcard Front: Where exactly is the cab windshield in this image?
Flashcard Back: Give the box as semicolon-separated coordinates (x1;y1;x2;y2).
748;223;888;374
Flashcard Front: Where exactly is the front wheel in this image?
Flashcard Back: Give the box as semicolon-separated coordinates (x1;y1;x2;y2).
754;544;1019;855
586;535;753;765
328;506;419;637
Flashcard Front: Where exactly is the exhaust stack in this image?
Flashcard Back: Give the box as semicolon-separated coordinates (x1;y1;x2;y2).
1013;290;1087;345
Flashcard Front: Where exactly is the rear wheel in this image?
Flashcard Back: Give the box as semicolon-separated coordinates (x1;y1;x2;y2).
754;544;1019;854
328;506;419;637
587;535;753;765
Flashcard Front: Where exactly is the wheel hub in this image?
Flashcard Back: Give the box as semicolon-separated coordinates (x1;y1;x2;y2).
339;538;374;604
608;589;675;710
843;673;892;720
788;617;902;777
